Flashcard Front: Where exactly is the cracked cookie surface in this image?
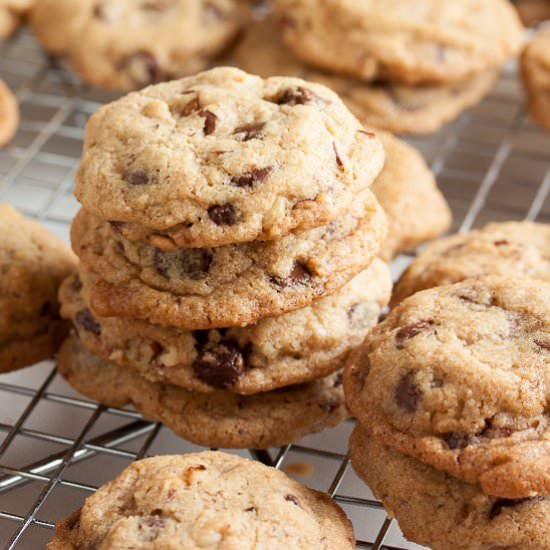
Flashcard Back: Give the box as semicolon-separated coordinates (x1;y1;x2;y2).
272;0;523;84
30;0;245;90
344;276;550;499
350;428;550;550
48;451;354;550
75;67;385;247
392;221;550;306
235;17;498;135
0;204;76;372
71;191;386;329
59;260;391;394
58;336;349;449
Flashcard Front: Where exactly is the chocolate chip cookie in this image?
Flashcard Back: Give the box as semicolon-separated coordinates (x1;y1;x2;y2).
0;79;18;147
272;0;523;85
59;259;391;394
71;191;386;329
391;221;550;306
350;428;550;550
0;0;32;38
75;67;385;247
344;276;550;499
48;451;355;550
30;0;246;90
0;204;77;372
59;336;349;449
374;132;451;259
235;17;499;135
522;30;550;132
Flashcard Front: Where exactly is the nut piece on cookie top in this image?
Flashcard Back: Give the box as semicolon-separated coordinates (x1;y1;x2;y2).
75;67;384;248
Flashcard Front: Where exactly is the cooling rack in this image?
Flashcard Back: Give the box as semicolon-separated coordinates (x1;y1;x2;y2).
1;28;550;550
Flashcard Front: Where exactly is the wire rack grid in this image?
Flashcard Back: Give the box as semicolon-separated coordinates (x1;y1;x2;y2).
1;29;550;550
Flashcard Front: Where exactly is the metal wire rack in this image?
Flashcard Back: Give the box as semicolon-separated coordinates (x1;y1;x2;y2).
1;28;550;550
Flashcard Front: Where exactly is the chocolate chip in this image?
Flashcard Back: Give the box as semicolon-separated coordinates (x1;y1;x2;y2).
179;97;201;116
75;309;101;336
457;293;495;307
117;51;161;86
181;249;213;279
93;2;106;18
489;497;545;519
275;86;316;106
394;371;421;412
70;275;83;293
126;170;153;186
192;339;249;389
154;249;213;279
534;338;550;352
142;516;165;528
192;330;210;348
201;110;217;135
333;142;344;170
270;262;312;288
208;203;238;225
284;494;300;506
233;122;266;141
244;506;256;512
153;249;171;278
109;221;126;233
66;509;81;531
230;166;272;188
494;240;510;246
357;129;376;138
480;418;514;439
143;342;162;368
395;320;435;349
40;301;52;316
443;432;478;450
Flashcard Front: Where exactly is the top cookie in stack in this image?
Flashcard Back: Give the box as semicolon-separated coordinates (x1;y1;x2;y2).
236;0;524;134
60;67;390;449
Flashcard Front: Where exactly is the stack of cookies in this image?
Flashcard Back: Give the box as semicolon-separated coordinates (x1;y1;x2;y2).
344;276;550;549
59;66;392;450
236;0;524;135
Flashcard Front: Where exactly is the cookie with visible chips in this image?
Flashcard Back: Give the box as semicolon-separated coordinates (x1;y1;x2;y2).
350;427;550;550
345;276;550;499
75;67;385;247
59;335;349;449
59;259;391;394
48;451;355;550
71;191;386;329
